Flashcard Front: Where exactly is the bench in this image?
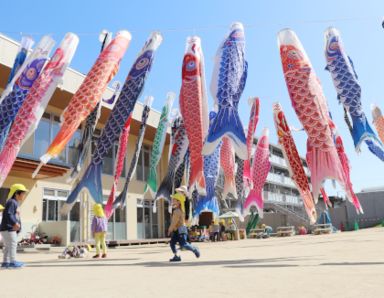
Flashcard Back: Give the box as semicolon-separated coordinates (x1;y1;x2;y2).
277;226;295;237
248;228;265;239
313;224;332;235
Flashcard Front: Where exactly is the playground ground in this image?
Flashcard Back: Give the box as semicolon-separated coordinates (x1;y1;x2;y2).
0;227;383;298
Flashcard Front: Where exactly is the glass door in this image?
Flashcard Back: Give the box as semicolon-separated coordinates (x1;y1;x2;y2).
137;199;144;239
137;199;158;239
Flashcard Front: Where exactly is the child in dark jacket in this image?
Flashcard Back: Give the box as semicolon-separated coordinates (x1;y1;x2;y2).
91;204;108;259
0;184;28;269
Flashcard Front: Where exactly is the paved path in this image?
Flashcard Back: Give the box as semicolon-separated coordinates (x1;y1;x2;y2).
1;228;383;298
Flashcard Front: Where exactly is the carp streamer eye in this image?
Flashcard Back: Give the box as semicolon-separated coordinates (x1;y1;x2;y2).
288;50;300;60
26;68;37;80
186;60;196;71
231;30;244;39
136;57;149;70
330;42;339;51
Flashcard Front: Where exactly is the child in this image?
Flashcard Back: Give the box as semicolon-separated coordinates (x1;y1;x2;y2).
168;191;200;262
219;220;226;241
91;204;107;259
0;184;28;269
210;220;220;242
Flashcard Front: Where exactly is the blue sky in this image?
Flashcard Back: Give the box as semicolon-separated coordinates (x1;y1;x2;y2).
2;0;384;192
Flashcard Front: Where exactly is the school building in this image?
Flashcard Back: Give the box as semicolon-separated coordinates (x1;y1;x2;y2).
0;33;172;245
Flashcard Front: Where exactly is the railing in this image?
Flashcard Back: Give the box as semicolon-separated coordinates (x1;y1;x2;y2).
266;173;296;188
269;155;287;167
264;191;302;206
267;201;310;225
269;153;311;178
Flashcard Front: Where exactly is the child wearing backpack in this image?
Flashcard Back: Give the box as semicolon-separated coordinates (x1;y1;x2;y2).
168;187;200;262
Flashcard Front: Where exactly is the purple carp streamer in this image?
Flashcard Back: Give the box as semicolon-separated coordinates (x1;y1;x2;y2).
202;22;248;159
324;27;384;161
0;36;54;150
6;36;34;86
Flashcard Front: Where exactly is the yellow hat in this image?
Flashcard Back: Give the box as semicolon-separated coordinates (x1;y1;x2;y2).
171;192;186;213
93;204;105;218
7;184;28;199
0;204;4;212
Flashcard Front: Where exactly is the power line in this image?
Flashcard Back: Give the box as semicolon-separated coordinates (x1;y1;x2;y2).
0;15;379;37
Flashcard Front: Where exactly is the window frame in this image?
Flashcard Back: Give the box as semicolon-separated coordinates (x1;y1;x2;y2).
136;144;151;182
19;112;81;167
42;188;78;222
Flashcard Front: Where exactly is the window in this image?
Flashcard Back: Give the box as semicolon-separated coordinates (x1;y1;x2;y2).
68;130;81;167
272;166;289;177
102;196;126;240
34;113;50;159
272;148;284;158
42;188;78;222
21;112;81;166
103;145;114;175
52;115;67;163
115;206;126;223
136;145;151;181
69;202;80;222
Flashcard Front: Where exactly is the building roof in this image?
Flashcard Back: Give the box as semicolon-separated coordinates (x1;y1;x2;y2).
360;186;384;193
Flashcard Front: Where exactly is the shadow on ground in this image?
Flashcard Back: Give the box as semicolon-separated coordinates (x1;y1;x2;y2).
26;258;139;265
320;262;384;266
26;256;309;268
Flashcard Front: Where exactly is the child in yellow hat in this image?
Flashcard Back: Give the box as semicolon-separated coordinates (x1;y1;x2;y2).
91;204;108;259
0;184;28;269
168;191;200;262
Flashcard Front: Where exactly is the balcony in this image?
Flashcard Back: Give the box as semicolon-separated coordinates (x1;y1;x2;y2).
267;173;296;188
10;156;70;179
269;155;287;167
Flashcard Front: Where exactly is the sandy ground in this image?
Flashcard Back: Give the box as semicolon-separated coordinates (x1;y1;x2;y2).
0;227;383;298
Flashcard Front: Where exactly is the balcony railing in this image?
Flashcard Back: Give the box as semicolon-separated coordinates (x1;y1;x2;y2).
264;191;302;206
269;155;287;167
267;173;297;188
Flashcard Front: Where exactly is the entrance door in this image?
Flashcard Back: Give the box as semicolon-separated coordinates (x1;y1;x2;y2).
137;199;158;239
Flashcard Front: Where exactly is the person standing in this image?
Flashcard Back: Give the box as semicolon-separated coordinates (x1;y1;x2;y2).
210;220;220;242
219;220;226;241
91;204;108;259
168;190;200;262
0;184;28;269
